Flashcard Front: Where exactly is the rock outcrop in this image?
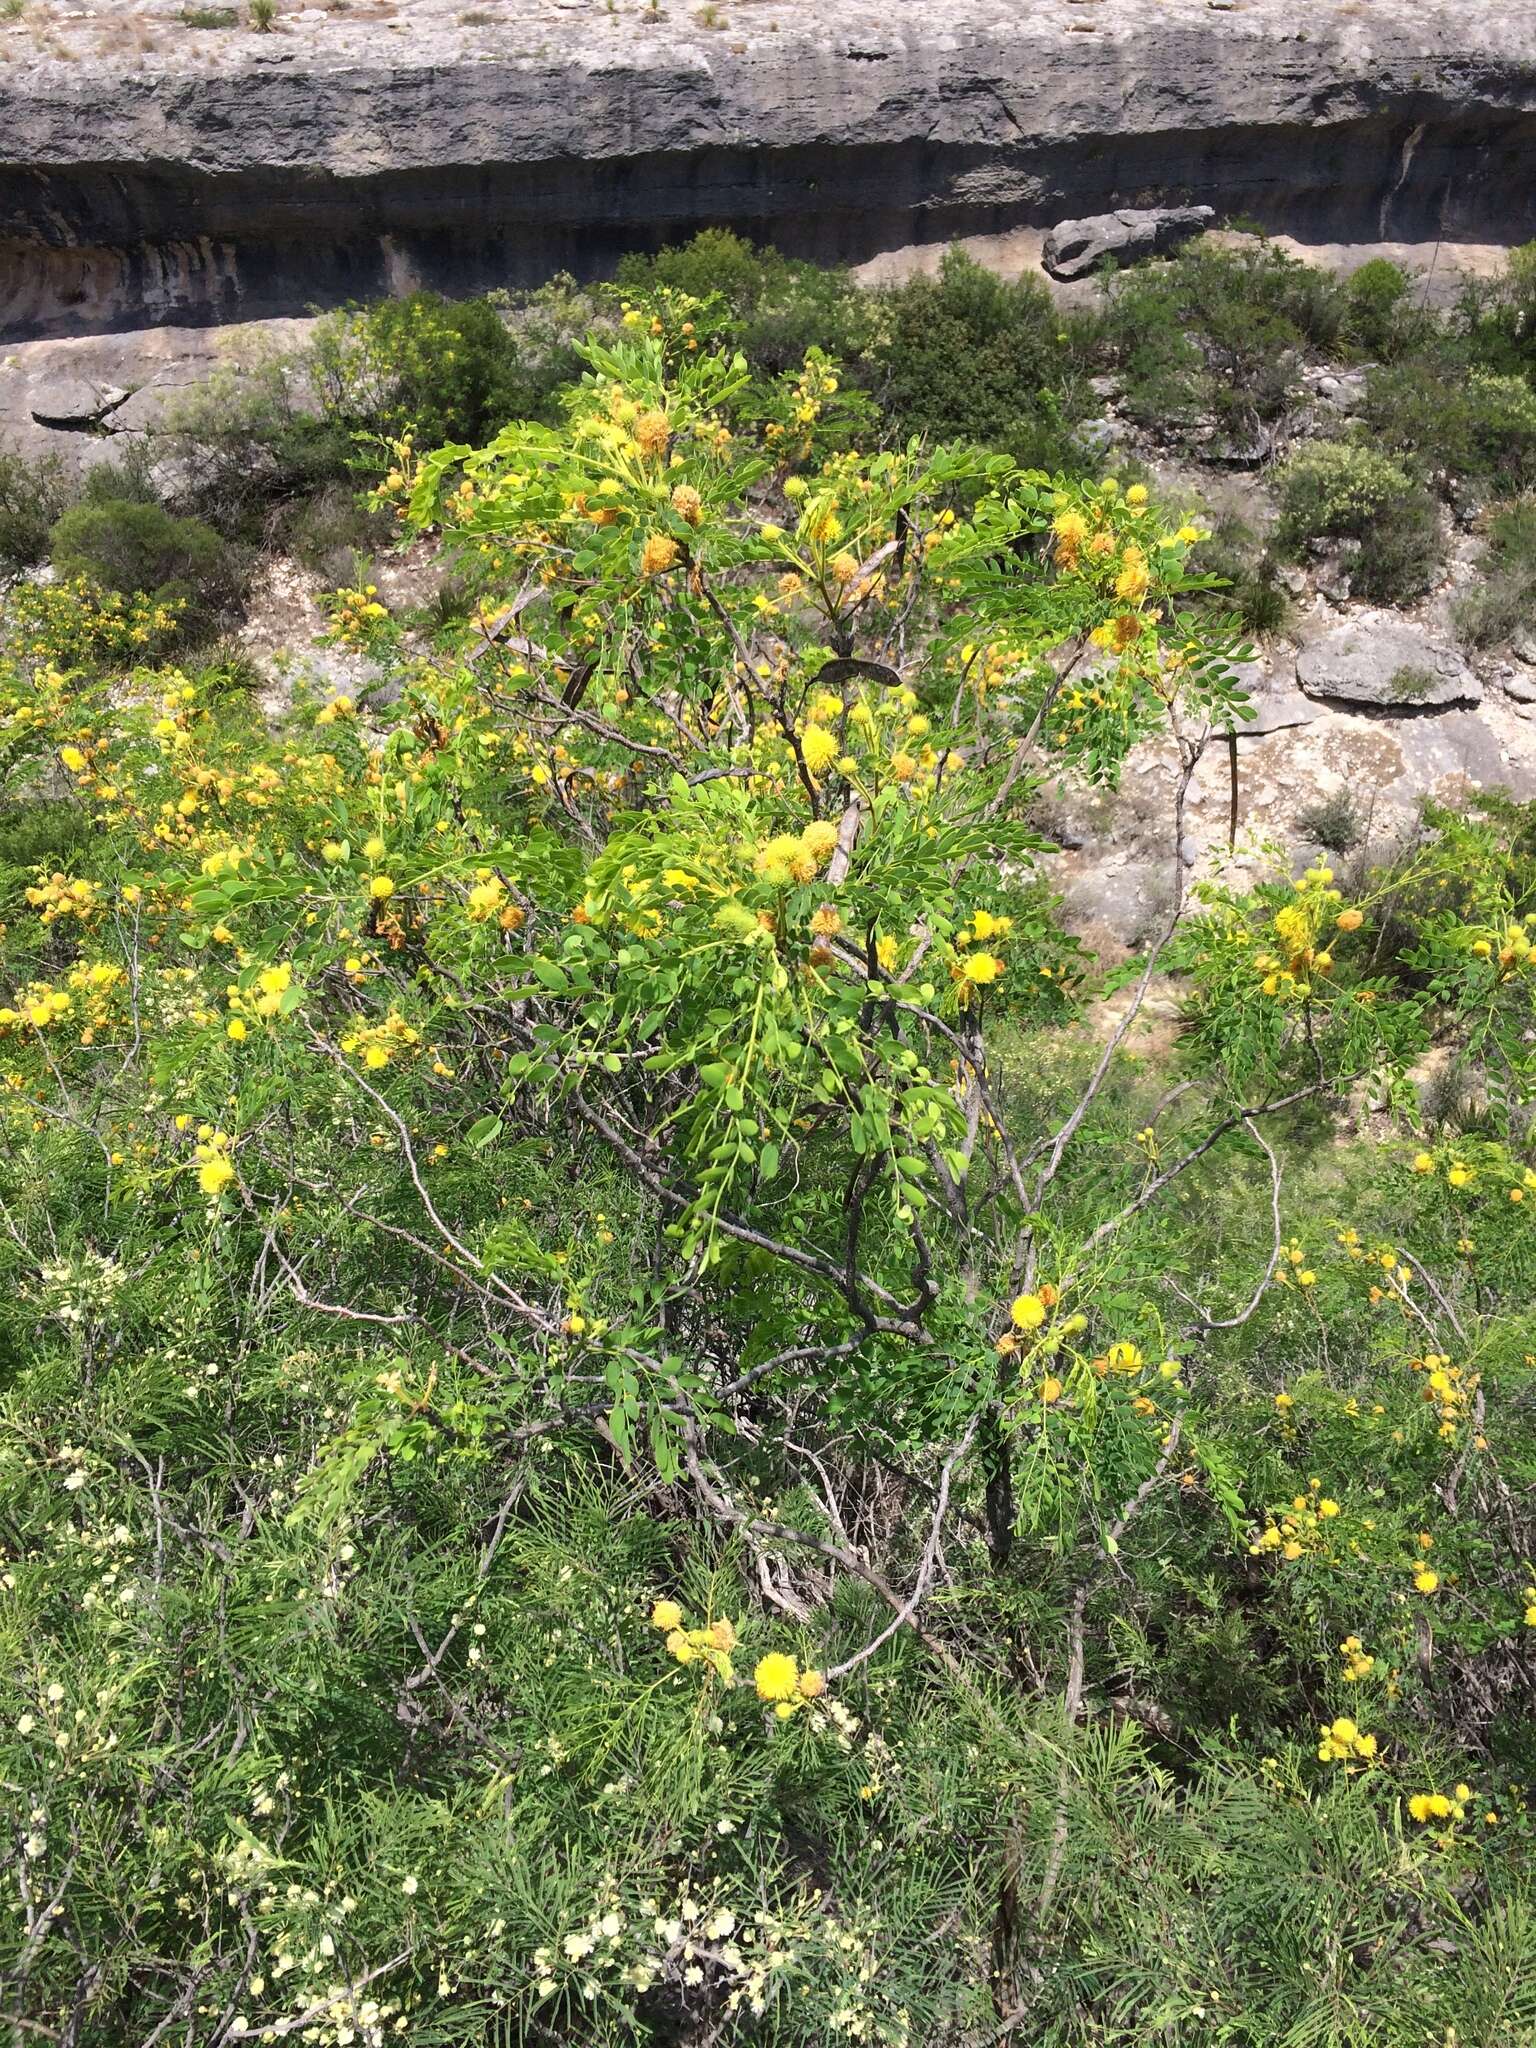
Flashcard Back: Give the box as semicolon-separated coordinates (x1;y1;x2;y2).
1296;616;1482;710
1043;207;1216;281
1;0;1535;338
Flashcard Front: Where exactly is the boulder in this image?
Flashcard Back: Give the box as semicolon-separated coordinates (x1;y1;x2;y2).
1042;207;1216;282
1296;617;1481;710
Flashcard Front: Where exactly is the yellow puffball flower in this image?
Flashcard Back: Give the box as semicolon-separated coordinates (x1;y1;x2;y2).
1317;1498;1340;1518
226;1019;247;1042
801;725;841;778
1414;1568;1439;1594
1411;1152;1435;1174
1105;1341;1143;1374
363;835;386;860
650;1599;683;1632
754;1652;800;1703
1040;1376;1063;1405
369;875;396;900
1011;1293;1046;1332
1335;907;1364;932
197;1156;235;1198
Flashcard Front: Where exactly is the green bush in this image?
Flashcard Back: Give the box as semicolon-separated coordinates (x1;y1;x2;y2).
49;498;243;627
0;444;71;572
1453;498;1536;648
1274;439;1441;601
156;359;358;542
869;249;1092;467
1458;239;1536;378
1100;236;1345;438
1364;360;1536;496
308;290;582;451
618;230;874;375
1186;508;1291;636
1340;257;1427;359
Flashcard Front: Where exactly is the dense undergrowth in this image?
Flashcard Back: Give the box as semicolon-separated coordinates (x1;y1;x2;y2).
1;240;1536;2046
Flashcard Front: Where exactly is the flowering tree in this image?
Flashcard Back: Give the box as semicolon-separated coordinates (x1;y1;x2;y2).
2;313;1535;2044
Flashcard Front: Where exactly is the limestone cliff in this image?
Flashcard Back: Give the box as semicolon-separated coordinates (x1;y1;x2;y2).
2;0;1534;338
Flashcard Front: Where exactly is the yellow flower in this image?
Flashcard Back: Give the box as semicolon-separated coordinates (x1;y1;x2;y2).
226;1018;247;1042
1011;1293;1046;1332
960;953;1003;985
650;1598;684;1632
1408;1794;1435;1823
1335;908;1363;932
197;1156;235;1198
754;1652;800;1702
1106;1341;1143;1374
670;483;703;525
1411;1152;1435;1174
1317;1498;1340;1518
1040;1376;1063;1404
369;875;396;900
800;821;839;866
1414;1568;1439;1594
641;533;680;577
801;725;841;777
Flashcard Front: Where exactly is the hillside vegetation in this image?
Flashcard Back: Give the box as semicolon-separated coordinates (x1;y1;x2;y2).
2;238;1536;2047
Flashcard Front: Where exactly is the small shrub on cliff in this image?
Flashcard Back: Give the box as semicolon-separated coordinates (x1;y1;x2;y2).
1274;438;1441;601
616;230;873;375
0;443;71;572
870;248;1093;469
1458;239;1536;378
1101;236;1345;440
1340;257;1429;360
1363;359;1536;498
49;498;243;632
308;291;580;452
1453;498;1536;649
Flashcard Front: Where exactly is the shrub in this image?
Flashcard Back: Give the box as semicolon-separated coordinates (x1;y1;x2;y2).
1274;439;1441;601
1453;498;1536;649
1458;239;1536;378
617;230;873;375
0;443;70;572
1340;257;1426;359
285;478;393;580
1297;788;1365;853
870;248;1093;467
1100;236;1344;438
1186;509;1290;636
306;291;581;452
1364;360;1536;496
155;358;357;541
49;498;243;629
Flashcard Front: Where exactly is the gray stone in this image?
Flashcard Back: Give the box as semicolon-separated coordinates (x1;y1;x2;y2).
1512;630;1536;665
1043;207;1217;282
1503;671;1536;705
1296;617;1482;710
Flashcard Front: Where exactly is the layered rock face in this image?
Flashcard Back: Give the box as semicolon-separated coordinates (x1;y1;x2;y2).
3;0;1535;339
